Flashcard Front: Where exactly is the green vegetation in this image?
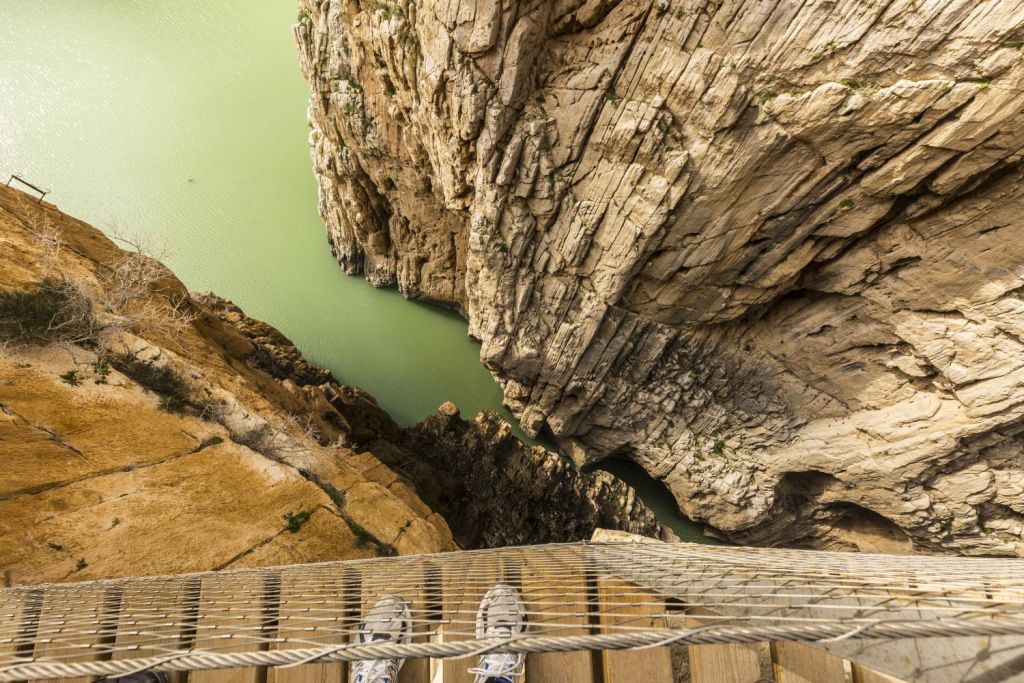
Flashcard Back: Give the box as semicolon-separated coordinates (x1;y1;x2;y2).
759;90;777;104
839;198;855;210
283;510;313;533
59;369;82;386
109;353;210;414
713;438;726;456
344;516;376;545
91;357;111;384
342;514;397;555
0;278;94;344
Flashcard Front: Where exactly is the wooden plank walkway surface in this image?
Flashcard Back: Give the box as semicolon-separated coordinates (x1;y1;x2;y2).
14;554;911;683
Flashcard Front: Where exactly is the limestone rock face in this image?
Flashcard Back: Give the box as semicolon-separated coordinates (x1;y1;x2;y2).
0;186;453;585
297;0;1024;555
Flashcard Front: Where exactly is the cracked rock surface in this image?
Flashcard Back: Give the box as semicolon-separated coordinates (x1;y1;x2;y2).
297;0;1024;555
0;184;664;584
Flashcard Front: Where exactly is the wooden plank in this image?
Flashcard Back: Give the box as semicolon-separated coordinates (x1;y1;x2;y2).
33;587;110;683
852;663;905;683
0;590;32;661
267;568;351;683
189;573;268;683
359;560;430;683
772;641;847;683
688;641;762;683
114;579;188;683
596;576;672;683
685;609;765;683
434;556;508;683
521;552;593;683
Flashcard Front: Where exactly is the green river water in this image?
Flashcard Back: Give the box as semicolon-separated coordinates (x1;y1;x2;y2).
0;1;705;541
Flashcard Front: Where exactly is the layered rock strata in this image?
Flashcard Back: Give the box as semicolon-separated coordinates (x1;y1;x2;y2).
0;185;664;584
296;0;1024;555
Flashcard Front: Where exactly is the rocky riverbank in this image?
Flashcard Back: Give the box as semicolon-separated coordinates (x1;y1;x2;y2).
199;292;672;547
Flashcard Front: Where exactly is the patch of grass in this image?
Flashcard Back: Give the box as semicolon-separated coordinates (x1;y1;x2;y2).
0;278;94;344
344;516;377;546
713;438;726;456
283;510;314;533
759;90;777;104
60;369;82;386
839;198;855;210
108;354;210;414
341;514;400;556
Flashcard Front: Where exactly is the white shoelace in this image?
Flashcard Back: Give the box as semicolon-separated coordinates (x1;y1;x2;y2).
467;627;524;680
352;657;399;683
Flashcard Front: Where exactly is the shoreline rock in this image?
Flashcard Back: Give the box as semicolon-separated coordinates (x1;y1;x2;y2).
199;292;674;547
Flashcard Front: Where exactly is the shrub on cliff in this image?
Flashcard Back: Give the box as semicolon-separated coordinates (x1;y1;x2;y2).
0;277;96;345
109;353;215;415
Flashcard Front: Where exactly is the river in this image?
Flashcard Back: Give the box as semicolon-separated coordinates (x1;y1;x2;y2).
0;0;705;542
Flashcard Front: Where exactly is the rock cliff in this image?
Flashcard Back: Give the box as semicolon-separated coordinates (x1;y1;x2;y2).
296;0;1024;555
0;185;663;584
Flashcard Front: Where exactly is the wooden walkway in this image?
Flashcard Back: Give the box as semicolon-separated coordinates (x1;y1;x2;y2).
3;567;903;683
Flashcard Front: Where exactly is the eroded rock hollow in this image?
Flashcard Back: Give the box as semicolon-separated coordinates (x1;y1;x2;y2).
296;0;1024;555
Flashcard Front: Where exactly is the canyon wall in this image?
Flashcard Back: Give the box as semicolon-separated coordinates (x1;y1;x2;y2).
297;0;1024;555
0;185;664;584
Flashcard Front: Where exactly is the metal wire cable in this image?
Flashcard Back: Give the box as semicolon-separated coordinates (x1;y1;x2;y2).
1;541;1022;680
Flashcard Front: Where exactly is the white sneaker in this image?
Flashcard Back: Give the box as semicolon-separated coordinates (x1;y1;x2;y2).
351;595;412;683
469;584;527;683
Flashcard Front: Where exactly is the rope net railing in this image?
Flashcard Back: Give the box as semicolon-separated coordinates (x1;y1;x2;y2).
1;541;1023;680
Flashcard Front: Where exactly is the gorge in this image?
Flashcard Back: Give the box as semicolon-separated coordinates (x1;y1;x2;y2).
3;0;1022;569
296;0;1024;556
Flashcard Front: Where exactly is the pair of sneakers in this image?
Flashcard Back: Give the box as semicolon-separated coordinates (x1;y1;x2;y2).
352;584;527;683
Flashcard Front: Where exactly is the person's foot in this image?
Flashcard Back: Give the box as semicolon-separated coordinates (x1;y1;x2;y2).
351;595;412;683
469;584;527;683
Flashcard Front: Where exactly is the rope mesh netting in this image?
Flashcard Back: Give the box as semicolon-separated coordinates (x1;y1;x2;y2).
1;541;1023;679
